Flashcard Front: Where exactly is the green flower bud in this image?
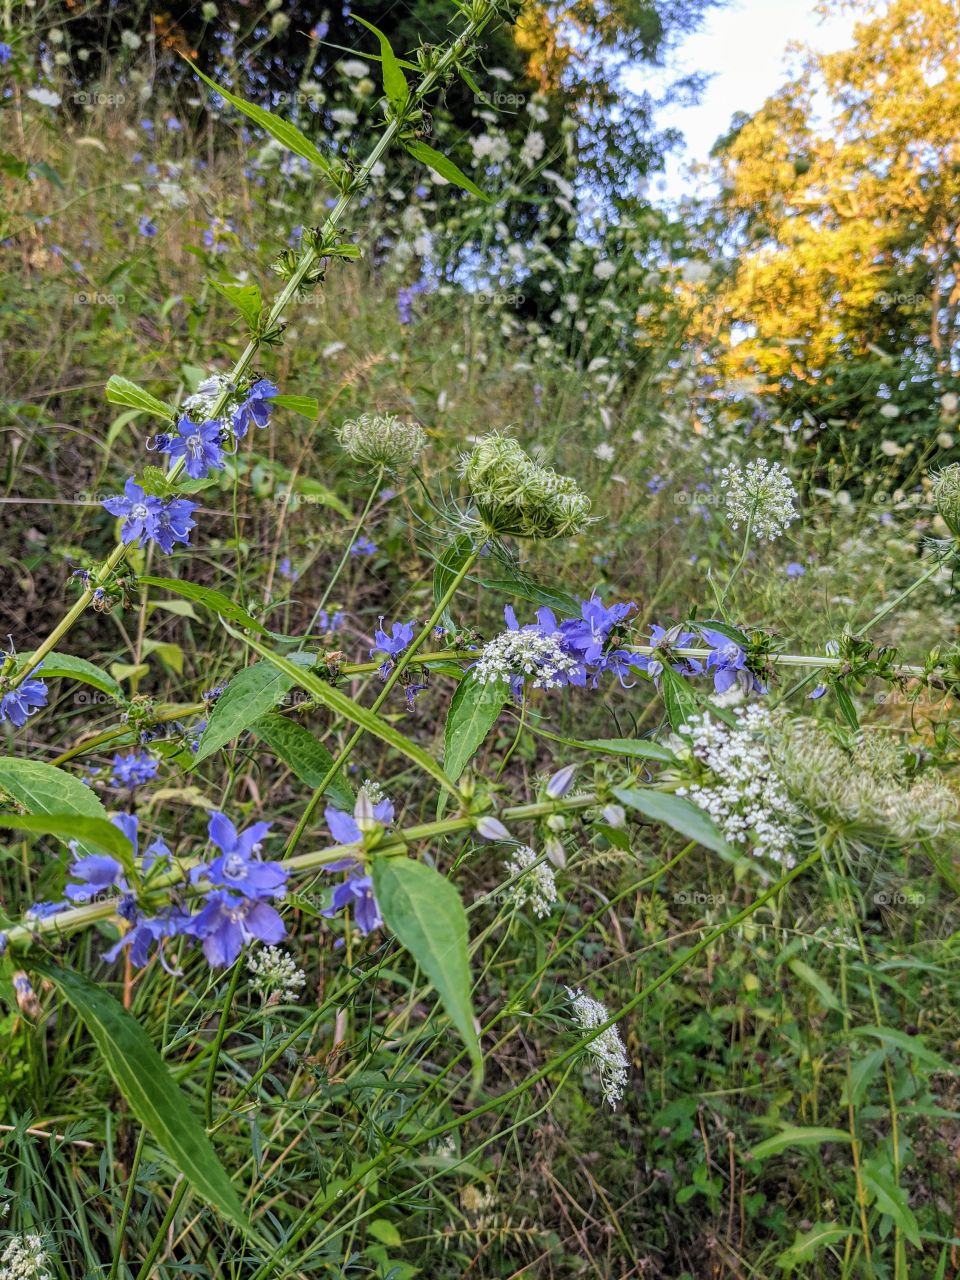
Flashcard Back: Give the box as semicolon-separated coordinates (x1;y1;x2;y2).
932;463;960;537
460;433;592;540
336;412;427;474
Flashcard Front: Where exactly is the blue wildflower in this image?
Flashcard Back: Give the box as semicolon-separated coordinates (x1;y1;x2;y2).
350;535;377;558
809;684;827;700
370;617;415;678
231;379;279;438
785;562;806;578
278;557;298;581
191;812;286;900
186;891;286;967
321;790;394;936
138;216;157;237
155;418;226;480
110;750;159;788
323;876;382;935
633;623;703;683
102;478;198;554
0;42;14;64
397;279;426;325
0;673;48;727
699;627;762;695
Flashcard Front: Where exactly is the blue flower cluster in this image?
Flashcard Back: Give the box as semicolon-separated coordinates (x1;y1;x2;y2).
321;791;395;936
102;377;278;555
40;811;288;969
109;750;159;788
635;623;763;695
0;668;48;728
371;617;414;679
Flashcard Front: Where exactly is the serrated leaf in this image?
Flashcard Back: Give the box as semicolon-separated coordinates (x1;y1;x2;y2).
272;394;319;420
482;575;580;618
193;653;316;764
353;15;409;109
372;855;481;1082
104;375;175;421
749;1126;851;1160
139;576;268;635
406;141;489;201
138;465;174;498
190;62;333;176
777;1222;852;1271
443;673;507;783
0;758;112;857
612;785;742;862
29;961;256;1240
30;652;124;702
210;278;262;331
253;714;354;809
223;627;458;796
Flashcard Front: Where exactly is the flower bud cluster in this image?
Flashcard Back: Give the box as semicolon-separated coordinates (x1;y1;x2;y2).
460;433;591;539
336;412;427;474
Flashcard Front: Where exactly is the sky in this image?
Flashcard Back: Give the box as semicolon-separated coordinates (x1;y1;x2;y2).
629;0;858;201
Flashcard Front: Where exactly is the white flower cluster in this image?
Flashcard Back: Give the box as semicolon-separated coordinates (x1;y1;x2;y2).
504;845;558;918
720;458;799;541
246;946;307;1003
565;987;629;1107
0;1234;52;1280
677;707;801;866
474;629;579;690
182;373;237;422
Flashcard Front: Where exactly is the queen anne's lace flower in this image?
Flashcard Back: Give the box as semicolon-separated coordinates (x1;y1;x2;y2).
246;945;307;1002
565;987;629;1107
677;706;800;866
460;434;591;539
336;413;427;474
0;1232;52;1280
720;458;798;541
504;845;558;917
474;629;580;691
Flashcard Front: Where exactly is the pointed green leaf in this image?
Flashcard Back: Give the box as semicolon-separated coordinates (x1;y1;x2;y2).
433;535;475;630
223;627;458;795
443;673;507;782
30;652;124;702
190;63;333;176
372;855;481;1081
353;15;409;109
139;576;268;635
272;394;319;419
612;785;742;862
406;141;489;201
193;653;316;764
788;959;841;1011
104;375;175;421
862;1161;921;1247
29;961;257;1241
0;758;111;857
749;1126;851;1161
659;664;700;733
253;714;354;810
0;814;133;865
565;736;676;764
777;1223;852;1271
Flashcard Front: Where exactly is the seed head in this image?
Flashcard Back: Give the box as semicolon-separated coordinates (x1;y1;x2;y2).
460;433;591;539
932;463;960;537
336;412;427;474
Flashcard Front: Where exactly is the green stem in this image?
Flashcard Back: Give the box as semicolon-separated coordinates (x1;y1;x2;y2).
108;1126;147;1280
133;1179;189;1280
283;541;485;857
204;960;245;1128
301;469;384;646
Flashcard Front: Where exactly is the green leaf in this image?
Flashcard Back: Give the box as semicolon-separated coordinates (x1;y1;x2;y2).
367;1219;403;1247
272;394;319;420
0;758;111;857
29;961;256;1240
139;576;268;635
0;814;133;866
0;151;31;180
193;653;316;765
833;681;860;730
210;278;262;331
848;1024;953;1073
612;786;743;862
190;63;333;176
659;665;699;733
788;959;841;1011
777;1223;853;1271
353;15;409;109
224;629;458;796
372;855;481;1081
253;714;354;810
405;141;489;201
749;1126;852;1161
483;571;581;619
104;375;175;421
443;673;507;783
862;1161;921;1247
30;652;124;701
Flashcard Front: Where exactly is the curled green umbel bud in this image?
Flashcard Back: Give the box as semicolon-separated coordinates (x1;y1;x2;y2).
336;413;427;474
460;433;592;539
932;463;960;538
